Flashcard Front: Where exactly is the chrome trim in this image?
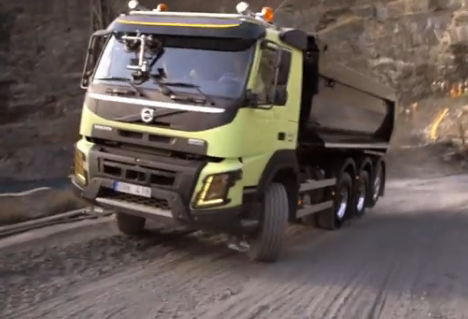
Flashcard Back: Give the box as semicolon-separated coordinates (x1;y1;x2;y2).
96;197;173;218
88;92;225;114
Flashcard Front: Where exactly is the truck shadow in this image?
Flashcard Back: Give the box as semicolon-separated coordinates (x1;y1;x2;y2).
233;208;468;299
134;205;468;301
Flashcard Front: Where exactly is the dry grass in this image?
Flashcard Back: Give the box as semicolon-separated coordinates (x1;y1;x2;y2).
0;188;87;227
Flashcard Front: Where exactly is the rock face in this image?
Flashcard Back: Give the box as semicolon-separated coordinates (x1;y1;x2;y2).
1;0;468;182
273;0;468;104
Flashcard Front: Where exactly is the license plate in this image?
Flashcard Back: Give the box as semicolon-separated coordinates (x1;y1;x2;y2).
113;181;152;198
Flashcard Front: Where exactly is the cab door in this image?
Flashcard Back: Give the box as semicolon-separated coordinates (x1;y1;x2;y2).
247;40;296;149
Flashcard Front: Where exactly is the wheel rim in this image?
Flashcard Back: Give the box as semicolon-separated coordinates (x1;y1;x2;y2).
373;170;382;201
356;181;366;212
336;187;348;219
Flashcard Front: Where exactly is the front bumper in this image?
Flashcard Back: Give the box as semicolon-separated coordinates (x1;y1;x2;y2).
71;176;246;232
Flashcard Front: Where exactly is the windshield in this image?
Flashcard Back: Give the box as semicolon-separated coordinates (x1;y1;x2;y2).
93;34;255;99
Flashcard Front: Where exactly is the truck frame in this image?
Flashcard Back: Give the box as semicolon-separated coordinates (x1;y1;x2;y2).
71;1;396;262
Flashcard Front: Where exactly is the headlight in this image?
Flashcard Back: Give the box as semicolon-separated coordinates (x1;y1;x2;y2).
74;147;87;185
195;170;241;207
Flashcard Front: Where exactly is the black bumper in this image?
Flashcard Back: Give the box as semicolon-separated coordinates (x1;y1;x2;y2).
71;176;246;233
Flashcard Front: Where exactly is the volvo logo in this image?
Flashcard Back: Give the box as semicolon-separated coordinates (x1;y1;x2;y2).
140;108;155;123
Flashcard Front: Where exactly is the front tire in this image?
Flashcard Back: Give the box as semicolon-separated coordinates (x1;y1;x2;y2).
116;212;146;236
248;183;289;263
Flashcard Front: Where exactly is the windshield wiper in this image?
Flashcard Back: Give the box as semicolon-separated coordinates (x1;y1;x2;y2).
151;76;175;97
147;75;198;103
153;109;189;119
160;81;216;106
95;77;149;99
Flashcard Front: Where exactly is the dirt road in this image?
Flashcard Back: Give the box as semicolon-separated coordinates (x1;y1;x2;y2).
2;172;468;319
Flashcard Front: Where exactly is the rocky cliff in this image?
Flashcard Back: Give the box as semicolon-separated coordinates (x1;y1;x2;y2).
1;0;468;182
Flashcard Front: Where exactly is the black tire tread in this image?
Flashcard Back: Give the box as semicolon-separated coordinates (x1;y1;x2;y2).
354;170;370;218
315;172;353;231
248;183;289;263
116;213;146;236
367;162;383;208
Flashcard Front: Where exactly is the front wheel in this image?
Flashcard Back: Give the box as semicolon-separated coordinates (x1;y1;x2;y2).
248;183;289;263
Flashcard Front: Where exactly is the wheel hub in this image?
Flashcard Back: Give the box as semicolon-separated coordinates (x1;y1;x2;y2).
373;174;381;201
356;182;366;212
337;188;348;219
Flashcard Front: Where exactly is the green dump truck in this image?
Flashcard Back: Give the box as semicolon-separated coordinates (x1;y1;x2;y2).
71;1;396;262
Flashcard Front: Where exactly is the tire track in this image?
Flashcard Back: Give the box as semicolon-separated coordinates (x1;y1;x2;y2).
1;233;242;319
192;216;397;319
2;174;468;319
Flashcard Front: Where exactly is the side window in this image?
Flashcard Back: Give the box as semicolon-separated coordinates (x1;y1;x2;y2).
277;50;291;90
254;46;291;106
255;47;277;104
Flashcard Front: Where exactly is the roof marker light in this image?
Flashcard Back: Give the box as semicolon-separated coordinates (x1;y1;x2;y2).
128;0;139;10
236;2;250;14
155;3;168;11
261;6;274;23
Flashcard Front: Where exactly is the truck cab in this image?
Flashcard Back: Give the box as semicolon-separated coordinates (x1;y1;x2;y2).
71;1;395;263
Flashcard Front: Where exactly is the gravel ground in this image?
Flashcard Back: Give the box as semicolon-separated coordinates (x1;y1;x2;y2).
2;168;468;319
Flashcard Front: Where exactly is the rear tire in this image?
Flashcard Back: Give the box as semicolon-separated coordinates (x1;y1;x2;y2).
367;162;384;208
354;170;370;218
315;171;353;230
248;183;289;263
116;212;146;236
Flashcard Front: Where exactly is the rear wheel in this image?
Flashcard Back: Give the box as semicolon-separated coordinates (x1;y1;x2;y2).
316;171;353;230
367;162;384;208
116;212;146;236
354;170;370;218
248;183;289;263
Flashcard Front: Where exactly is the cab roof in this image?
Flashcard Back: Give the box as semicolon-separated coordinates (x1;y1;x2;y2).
108;11;269;42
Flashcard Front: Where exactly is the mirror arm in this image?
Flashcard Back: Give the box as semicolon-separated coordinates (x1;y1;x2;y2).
245;90;259;108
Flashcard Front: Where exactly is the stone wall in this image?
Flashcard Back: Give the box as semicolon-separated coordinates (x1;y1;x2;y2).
2;0;468;182
2;0;468;123
0;0;89;125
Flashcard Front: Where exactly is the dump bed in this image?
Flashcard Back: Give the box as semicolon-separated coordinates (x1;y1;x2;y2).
302;54;396;151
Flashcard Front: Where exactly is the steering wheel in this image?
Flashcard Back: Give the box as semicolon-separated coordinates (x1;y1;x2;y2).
218;72;239;84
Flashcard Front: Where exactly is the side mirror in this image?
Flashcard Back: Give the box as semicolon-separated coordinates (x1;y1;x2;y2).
81;70;94;87
273;86;288;105
80;29;112;89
